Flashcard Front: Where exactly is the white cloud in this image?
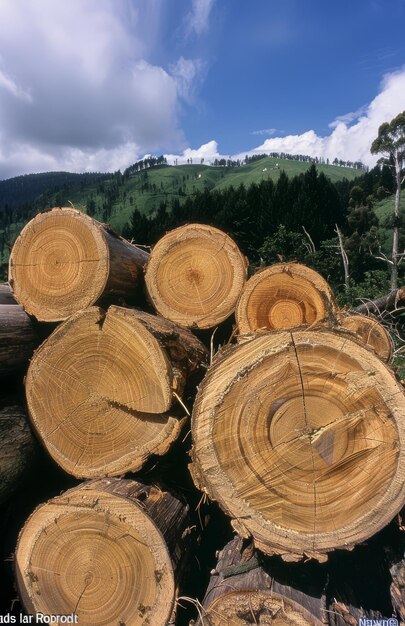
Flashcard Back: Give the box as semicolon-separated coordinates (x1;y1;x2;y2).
0;0;186;179
328;105;368;129
236;68;405;167
164;68;405;169
165;140;221;164
185;0;215;36
251;128;279;136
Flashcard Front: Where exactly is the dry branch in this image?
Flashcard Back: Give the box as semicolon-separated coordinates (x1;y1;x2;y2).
353;288;405;315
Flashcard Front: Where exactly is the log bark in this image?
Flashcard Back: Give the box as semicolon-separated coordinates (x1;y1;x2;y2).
0;304;37;377
26;305;208;478
145;223;248;329
0;396;39;503
191;328;405;562
353;288;405;315
340;313;393;363
15;477;190;626
194;537;389;626
236;263;339;335
9;207;150;322
0;283;16;304
194;536;328;625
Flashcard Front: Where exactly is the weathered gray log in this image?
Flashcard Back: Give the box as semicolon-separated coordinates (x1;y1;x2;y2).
193;537;388;626
0;396;39;503
0;304;37;377
353;288;405;315
0;283;16;304
193;536;328;625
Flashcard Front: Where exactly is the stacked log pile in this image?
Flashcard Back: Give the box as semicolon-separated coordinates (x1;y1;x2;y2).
1;207;405;625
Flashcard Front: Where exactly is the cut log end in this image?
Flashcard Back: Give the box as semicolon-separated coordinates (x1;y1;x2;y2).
9;207;149;322
9;208;109;321
15;480;183;626
145;224;247;329
340;313;393;362
236;263;339;334
25;306;205;478
191;329;405;560
203;591;319;626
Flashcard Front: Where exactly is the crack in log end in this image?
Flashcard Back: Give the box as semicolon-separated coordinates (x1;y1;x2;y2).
192;330;405;560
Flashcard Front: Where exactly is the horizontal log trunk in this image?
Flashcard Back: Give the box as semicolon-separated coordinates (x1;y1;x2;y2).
16;477;190;626
0;304;37;377
194;537;389;626
0;283;16;304
194;536;328;625
353;288;405;315
0;396;39;503
146;223;248;329
191;328;405;561
26;305;208;478
9;207;150;322
236;263;339;335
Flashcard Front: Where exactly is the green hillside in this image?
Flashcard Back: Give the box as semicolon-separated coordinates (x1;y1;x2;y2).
372;193;405;252
39;157;363;232
374;193;405;221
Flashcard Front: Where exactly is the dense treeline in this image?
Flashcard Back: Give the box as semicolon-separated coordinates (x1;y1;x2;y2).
243;152;367;170
0;153;401;299
0;171;108;211
122;161;402;302
123;155;168;177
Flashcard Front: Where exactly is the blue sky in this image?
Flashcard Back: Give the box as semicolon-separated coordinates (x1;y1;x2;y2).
0;0;404;179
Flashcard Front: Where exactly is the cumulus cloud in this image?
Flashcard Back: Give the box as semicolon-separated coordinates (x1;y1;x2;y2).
165;140;221;164
165;67;405;169
0;0;185;179
184;0;215;37
236;68;405;167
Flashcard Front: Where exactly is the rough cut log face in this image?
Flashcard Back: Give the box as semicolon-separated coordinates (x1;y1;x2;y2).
191;329;405;561
15;479;188;626
9;207;149;322
25;305;206;478
341;313;393;363
145;223;248;329
203;592;320;626
236;263;339;334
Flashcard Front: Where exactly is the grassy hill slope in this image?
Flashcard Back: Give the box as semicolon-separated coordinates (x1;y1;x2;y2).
40;157;363;232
